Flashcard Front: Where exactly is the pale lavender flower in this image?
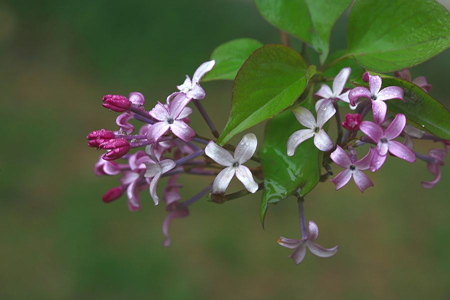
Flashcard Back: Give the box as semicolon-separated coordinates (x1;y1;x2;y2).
349;73;404;124
177;60;215;100
116;112;134;134
94;155;121;176
287;105;335;155
205;133;258;194
315;67;354;110
278;221;339;265
360;113;416;172
421;149;447;189
144;158;176;205
147;93;195;142
330;146;374;192
395;69;433;93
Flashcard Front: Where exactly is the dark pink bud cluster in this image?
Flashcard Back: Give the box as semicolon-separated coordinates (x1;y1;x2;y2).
87;129;115;147
342;113;362;131
99;138;130;160
102;94;131;112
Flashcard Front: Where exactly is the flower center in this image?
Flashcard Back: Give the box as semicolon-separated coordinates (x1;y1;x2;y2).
371;94;377;100
167;118;174;124
380;138;388;143
350;165;356;171
232;162;239;168
314;127;320;133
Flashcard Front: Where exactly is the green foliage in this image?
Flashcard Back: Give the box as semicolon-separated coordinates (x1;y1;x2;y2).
259;99;323;224
347;0;450;72
323;50;364;82
255;0;352;63
203;38;263;81
381;76;450;140
218;45;312;145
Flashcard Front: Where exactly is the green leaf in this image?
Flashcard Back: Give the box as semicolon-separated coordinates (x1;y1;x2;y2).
259;100;323;225
347;0;450;72
255;0;352;63
323;50;364;82
218;44;312;145
380;76;450;140
203;38;264;81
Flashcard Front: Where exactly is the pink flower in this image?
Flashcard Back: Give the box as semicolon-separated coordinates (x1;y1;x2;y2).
360;114;416;172
330;146;374;192
287;105;335;155
421;149;447;189
395;69;432;93
205;133;259;194
349;73;404;124
315;67;353;110
102;94;131;112
116;112;134;135
148;93;195;142
99;138;131;161
342;113;362;131
278;221;339;265
129;92;145;106
177;60;215;100
94;155;121;176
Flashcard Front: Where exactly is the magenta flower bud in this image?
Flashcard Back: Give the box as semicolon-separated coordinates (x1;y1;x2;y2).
87;129;115;147
102;186;124;203
342;113;362;131
129;92;145;106
99;138;130;160
362;72;370;83
102;94;131;112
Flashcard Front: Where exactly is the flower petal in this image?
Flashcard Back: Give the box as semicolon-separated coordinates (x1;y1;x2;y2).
330;145;352;168
289;243;307;265
360;121;383;143
187;84;206;100
314;130;333;151
354;148;374;170
330;169;352;190
121;171;140;185
178;106;193;120
127;180;141;211
315;98;331;113
308;221;319;241
315;84;333;99
144;162;162;178
159;159;176;174
368;74;382;95
169;93;191;119
404;124;425;139
177;75;192;92
421;166;442;189
149;102;170;121
292;106;316;129
129;92;145;106
372;100;388;124
236;165;258;193
377;141;389;156
384;113;406;140
162;208;189;247
116;112;134;134
370;150;387;172
212;167;235;194
377;86;404;102
333;67;351;96
349;87;371;106
395;69;411;82
316;101;336;127
171;120;195;142
352;170;374;192
147;122;170;143
205;141;234;167
388;141;416;162
413;77;432;93
234;133;258;164
192;60;215;83
278;237;303;249
307;242;339;258
286;129;314;156
149;172;162;205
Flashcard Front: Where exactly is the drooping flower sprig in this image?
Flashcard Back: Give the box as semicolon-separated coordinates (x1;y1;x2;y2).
87;60;448;265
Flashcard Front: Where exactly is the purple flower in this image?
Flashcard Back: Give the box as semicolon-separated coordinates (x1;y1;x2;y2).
349;73;404;124
102;94;131;112
129;92;145;106
315;67;353;110
94;155;121;176
99;138;131;161
287;105;335;155
395;69;432;93
177;60;215;100
144;158;176;205
360;114;416;172
148;93;195;142
330;146;374;192
342;113;362;131
421;149;447;189
116;112;135;135
278;221;339;265
205;133;258;194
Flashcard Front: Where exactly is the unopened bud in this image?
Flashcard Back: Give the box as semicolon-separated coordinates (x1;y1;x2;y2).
342;113;362;131
87;129;115;147
100;138;130;160
129;92;145;106
102;94;131;112
102;186;124;203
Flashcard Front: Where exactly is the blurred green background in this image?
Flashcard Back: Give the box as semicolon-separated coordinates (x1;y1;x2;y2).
1;0;450;299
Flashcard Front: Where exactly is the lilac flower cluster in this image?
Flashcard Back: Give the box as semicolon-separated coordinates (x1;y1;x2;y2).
87;61;448;266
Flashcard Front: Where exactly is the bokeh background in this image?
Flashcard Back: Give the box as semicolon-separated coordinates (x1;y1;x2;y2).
1;0;450;299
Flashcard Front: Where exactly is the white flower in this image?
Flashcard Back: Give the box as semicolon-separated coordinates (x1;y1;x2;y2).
205;133;259;194
287;105;335;155
315;67;355;110
177;60;215;100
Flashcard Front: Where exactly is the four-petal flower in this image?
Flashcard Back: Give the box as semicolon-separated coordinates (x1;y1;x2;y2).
315;67;353;110
177;60;215;100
